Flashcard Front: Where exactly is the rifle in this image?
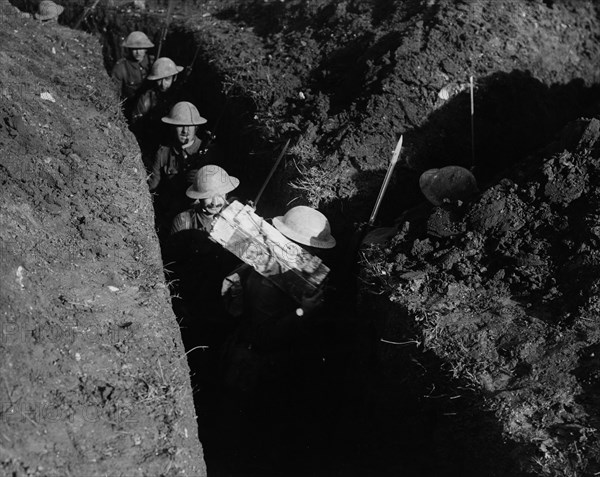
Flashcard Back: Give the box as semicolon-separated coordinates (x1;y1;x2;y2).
156;0;175;59
74;0;101;29
253;138;291;208
179;44;202;85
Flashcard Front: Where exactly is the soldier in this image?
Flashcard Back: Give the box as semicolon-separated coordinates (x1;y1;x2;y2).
168;166;241;327
240;206;336;353
166;166;242;426
110;31;154;120
148;101;216;193
171;165;238;235
131;57;183;162
34;0;63;22
220;206;337;471
148;101;218;236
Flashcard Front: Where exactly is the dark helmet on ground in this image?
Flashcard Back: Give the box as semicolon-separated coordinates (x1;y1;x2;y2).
419;165;478;206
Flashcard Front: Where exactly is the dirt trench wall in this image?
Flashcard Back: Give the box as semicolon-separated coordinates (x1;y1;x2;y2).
0;5;205;477
359;118;600;476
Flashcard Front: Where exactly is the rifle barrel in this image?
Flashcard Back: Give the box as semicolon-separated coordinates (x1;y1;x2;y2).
254;139;291;207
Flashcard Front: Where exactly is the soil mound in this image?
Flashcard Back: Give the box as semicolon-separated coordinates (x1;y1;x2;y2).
360;118;600;475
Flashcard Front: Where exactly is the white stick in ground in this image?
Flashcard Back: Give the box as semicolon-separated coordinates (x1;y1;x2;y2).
368;135;403;227
470;75;475;169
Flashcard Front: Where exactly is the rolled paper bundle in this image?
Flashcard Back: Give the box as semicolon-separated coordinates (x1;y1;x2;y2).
210;200;330;304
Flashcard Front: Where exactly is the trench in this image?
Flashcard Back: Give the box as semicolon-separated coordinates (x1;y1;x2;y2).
12;1;600;476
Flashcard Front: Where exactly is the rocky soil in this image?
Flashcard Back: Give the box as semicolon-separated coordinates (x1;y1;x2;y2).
0;3;205;476
4;0;600;476
360;117;600;476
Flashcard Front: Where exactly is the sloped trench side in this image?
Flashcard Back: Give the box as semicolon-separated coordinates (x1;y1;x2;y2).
0;6;205;477
359;118;600;476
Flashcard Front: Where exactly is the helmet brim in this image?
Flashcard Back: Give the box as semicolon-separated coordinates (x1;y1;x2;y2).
272;216;336;249
162;116;207;126
147;65;184;81
122;39;155;48
186;177;239;199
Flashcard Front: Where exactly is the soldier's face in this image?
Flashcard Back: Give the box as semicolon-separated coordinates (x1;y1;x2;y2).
157;75;174;93
194;195;226;217
175;125;197;145
130;48;146;62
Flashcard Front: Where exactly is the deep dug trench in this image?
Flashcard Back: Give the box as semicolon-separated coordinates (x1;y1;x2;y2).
6;0;600;476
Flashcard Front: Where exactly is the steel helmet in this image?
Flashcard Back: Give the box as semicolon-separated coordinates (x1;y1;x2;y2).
186;165;239;199
147;57;184;80
273;206;336;249
162;101;207;126
122;31;154;49
419;165;478;206
35;0;64;21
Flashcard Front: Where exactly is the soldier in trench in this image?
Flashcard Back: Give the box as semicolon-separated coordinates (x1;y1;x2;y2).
110;31;154;121
148;101;220;237
167;164;241;340
165;165;242;452
219;206;339;471
130;57;184;166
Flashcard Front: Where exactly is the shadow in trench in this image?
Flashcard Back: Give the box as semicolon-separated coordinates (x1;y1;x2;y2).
352;294;535;477
159;218;533;477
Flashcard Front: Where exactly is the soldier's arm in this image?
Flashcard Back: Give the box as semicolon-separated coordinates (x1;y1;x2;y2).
170;212;192;235
131;91;153;125
110;62;125;97
148;148;165;191
247;277;320;351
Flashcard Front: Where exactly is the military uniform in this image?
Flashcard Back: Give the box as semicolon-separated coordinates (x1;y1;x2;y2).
131;87;178;162
168;209;228;308
148;134;216;193
167;207;240;353
111;55;152;118
149;135;219;237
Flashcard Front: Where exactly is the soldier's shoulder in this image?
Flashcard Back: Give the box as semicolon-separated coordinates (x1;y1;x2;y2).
136;88;155;107
111;59;128;75
156;143;170;153
171;210;194;234
154;144;171;160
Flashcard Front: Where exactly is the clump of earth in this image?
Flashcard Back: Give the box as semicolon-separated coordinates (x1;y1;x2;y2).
4;0;600;476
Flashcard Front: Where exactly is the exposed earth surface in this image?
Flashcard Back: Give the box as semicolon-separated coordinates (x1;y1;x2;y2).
2;0;600;476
